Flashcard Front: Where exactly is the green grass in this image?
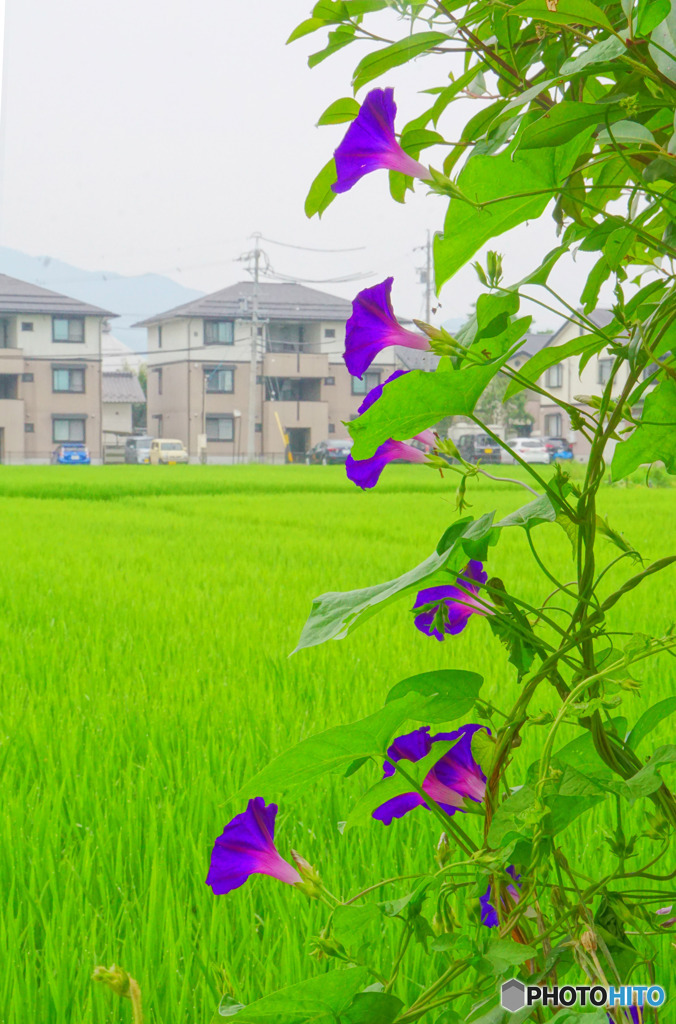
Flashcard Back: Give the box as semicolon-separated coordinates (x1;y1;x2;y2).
1;465;674;1023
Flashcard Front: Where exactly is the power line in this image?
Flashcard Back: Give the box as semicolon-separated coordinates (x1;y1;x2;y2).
262;268;374;285
260;235;367;254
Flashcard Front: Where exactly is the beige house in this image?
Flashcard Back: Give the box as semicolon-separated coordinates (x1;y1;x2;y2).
0;274;114;463
102;371;146;443
136;281;398;462
532;310;645;460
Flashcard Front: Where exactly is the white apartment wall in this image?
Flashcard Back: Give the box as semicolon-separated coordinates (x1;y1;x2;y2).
12;313;102;359
537;322;632;407
147;317;266;365
103;402;133;439
146;317;355;367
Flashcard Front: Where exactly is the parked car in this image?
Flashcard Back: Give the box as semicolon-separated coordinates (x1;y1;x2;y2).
454;433;501;464
306;439;353;465
149;438;189;465
125;435;153;464
51;444;91;465
504;437;550;464
545;437;574;462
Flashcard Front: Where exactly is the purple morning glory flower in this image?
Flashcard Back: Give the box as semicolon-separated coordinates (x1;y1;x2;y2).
345;277;429;379
205;798;302;895
332;87;430;195
480;866;521;928
346;438;429;490
372;724;488;826
607;1010;642;1024
357;369;409;416
414;560;492;641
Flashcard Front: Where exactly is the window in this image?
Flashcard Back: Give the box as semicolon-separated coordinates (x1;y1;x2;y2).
324;328;336;339
206;415;234;441
351;370;381;395
21;322;34;332
204;366;234;393
267;323;302;352
328;423;336;434
545;364;563;388
598;358;613;385
544;413;562;437
53;417;85;443
0;375;17;399
53;318;85;343
204;320;234;345
157;325;162;349
52;367;85;393
255;422;262;433
156;368;163;395
324;376;335;386
0;320;9;347
265;377;320;402
21;372;34;382
24;423;34;433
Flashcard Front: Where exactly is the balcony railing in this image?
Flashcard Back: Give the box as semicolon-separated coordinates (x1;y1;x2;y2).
262;351;329;378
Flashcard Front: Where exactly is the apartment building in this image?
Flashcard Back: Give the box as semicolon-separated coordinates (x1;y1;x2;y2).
532;310;649;459
0;275;114;463
137;281;398;462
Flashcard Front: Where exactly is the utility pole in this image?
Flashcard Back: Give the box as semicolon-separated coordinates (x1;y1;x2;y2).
247;232;261;462
415;230;434;323
425;229;432;323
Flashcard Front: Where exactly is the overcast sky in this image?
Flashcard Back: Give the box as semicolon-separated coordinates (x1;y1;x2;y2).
0;0;607;327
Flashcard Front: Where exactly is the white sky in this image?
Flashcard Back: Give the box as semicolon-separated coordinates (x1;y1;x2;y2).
0;0;608;327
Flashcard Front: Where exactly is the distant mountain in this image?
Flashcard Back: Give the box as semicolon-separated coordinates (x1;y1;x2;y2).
0;247;204;353
442;318;466;333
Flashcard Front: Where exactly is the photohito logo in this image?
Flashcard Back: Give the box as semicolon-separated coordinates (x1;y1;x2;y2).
500;981;665;1013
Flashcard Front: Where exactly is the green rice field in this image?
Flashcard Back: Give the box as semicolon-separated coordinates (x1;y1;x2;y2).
1;465;674;1023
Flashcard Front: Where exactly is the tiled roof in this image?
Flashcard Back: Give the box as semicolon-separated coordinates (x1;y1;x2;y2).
513;332;552;358
134;281;353;326
0;273;115;316
545;308;614;347
396;348;440;371
102;371;146;404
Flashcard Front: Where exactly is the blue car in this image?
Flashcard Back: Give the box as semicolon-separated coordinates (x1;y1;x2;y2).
545;437;574;462
51;444;91;465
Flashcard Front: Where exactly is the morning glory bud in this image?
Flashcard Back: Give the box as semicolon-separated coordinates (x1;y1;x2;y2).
435;832;451;868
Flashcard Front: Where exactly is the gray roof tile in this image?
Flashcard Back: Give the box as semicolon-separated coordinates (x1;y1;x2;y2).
514;332;552;357
102;371;146;404
0;273;115;316
134;280;353;327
